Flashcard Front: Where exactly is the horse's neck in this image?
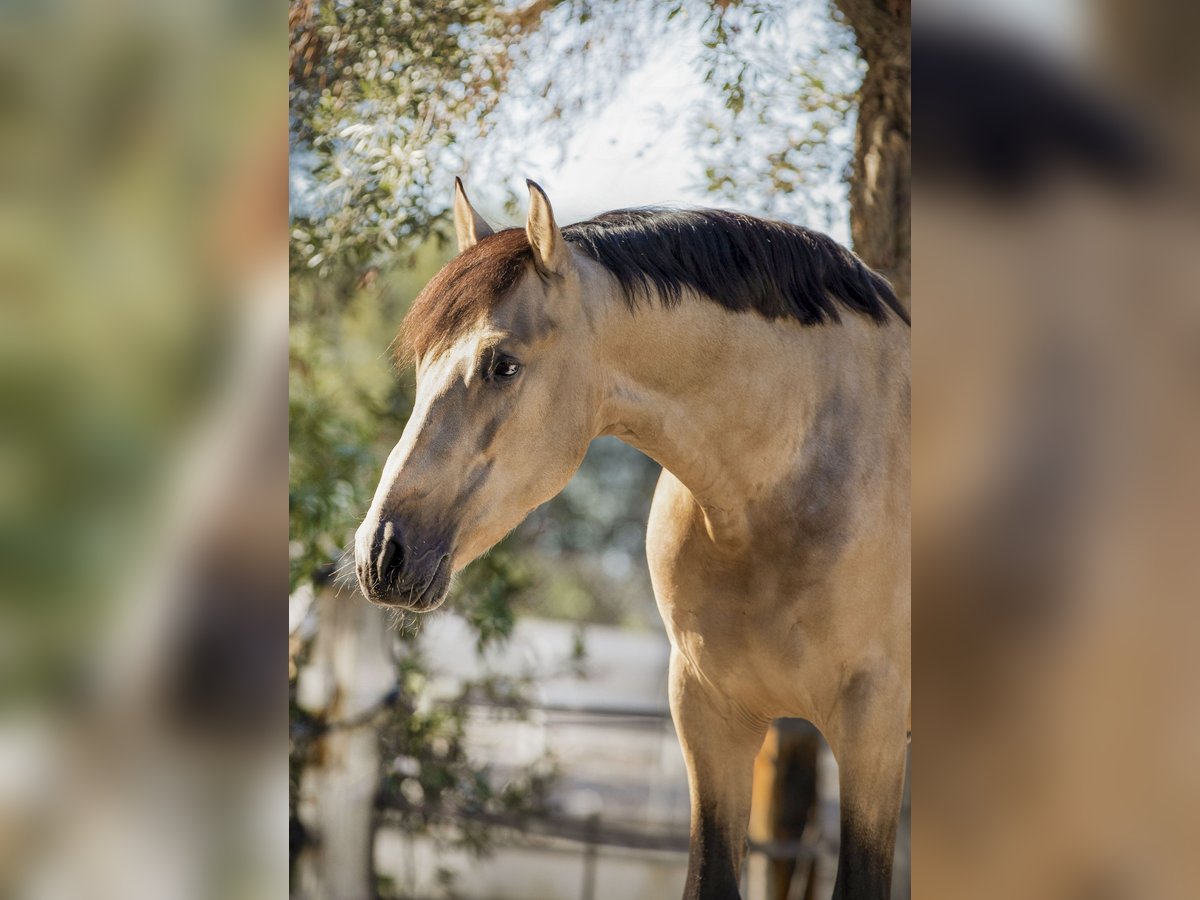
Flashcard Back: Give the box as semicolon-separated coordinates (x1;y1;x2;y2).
591;278;894;541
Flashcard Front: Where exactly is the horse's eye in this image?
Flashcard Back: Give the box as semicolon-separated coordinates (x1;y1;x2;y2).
492;355;521;380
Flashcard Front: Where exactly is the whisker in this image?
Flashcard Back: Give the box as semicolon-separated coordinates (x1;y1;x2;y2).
330;546;360;597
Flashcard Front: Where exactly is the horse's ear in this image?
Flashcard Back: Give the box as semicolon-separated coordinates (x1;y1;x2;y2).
453;177;494;252
525;179;571;276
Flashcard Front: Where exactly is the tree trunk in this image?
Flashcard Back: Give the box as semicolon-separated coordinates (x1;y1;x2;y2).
833;10;912;897
836;0;911;308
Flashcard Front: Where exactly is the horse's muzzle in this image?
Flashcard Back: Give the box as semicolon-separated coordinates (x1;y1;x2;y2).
355;516;451;611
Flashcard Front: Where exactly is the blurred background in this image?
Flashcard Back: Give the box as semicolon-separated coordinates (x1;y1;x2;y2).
288;2;908;899
1;1;287;899
914;2;1200;899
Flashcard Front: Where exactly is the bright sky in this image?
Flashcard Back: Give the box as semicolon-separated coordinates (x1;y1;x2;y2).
487;52;713;221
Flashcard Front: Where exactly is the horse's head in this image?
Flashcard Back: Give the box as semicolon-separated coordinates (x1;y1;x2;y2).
355;180;598;609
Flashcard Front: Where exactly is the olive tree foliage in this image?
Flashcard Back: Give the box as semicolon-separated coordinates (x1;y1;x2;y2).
289;0;653;279
290;0;513;276
289;0;863;279
691;1;864;230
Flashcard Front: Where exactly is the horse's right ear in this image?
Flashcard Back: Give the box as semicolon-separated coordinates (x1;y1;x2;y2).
525;179;571;277
453;177;494;252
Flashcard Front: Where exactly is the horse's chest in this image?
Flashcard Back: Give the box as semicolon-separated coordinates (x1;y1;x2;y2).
652;541;842;714
645;469;870;716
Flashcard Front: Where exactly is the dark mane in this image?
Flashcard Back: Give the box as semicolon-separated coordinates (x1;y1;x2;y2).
563;209;908;327
400;208;907;361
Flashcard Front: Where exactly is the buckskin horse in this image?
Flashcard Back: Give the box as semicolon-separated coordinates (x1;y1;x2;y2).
355;179;910;899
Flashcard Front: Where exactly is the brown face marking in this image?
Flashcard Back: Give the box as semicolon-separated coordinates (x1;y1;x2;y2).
506;300;558;346
475;411;504;457
451;459;493;511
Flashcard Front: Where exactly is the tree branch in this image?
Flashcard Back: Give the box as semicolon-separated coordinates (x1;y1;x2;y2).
501;0;565;33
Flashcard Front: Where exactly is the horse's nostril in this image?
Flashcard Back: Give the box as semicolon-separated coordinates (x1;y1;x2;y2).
376;534;405;587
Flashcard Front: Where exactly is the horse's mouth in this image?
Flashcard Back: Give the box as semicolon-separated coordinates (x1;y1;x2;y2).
409;554;450;611
365;553;450;612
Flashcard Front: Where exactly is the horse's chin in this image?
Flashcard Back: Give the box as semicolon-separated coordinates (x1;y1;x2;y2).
411;579;450;613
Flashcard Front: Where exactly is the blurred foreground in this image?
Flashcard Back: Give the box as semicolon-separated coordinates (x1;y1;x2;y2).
0;2;287;898
914;5;1200;899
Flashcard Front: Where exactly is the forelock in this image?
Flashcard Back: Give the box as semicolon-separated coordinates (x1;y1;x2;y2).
398;229;534;364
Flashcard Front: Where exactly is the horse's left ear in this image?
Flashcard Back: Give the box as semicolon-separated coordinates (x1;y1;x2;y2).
525;179;571;276
453;177;494;252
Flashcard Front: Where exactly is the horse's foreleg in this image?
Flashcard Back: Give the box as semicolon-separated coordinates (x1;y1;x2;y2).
670;649;769;900
827;676;909;900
